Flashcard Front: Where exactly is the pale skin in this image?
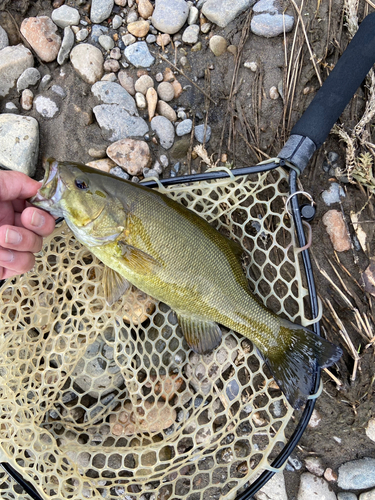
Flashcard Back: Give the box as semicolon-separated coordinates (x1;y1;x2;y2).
0;171;55;280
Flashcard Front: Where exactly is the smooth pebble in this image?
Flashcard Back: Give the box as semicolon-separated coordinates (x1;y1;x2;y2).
93;104;149;141
195;123;211;143
176;118;192;136
297;473;336;500
124;41;155;67
152;0;189;34
251;13;294;37
58;26;75;65
182;25;199;44
107;138;151;175
21;89;34;110
99;35;115;51
91;0;114;24
118;70;135;95
157;81;174;101
34;95;59;118
151;115;175;149
52;5;80;28
92;81;138;116
16;67;41;92
209;35;227;56
20;16;61;62
112;15;123;29
338;458;375;490
157;100;177;122
135;74;154;94
70;43;104;84
202;0;255;28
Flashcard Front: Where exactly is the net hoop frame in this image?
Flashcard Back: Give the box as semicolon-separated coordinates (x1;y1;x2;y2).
0;161;320;500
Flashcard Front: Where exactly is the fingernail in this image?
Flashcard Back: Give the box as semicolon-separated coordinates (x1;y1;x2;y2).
0;248;14;262
31;210;45;228
5;228;22;245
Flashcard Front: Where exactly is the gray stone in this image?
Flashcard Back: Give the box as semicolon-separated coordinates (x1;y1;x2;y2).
57;26;75;65
322;183;345;205
124;41;155;67
251;13;294;37
297;473;336;500
152;0;189;34
253;0;278;13
76;28;89;42
110;166;130;179
0;44;34;97
91;0;114;24
122;34;136;46
21;89;33;110
188;5;199;25
16;67;41;92
34;96;59;118
4;102;18;113
182;24;199;44
93;104;149;141
202;0;255;28
360;491;375;500
146;34;157;43
338;459;375;490
254;472;288;500
70;43;104;84
92;81;138;116
51;85;67;98
52;5;80;28
112;14;123;29
337;494;358;500
127;11;138;23
90;24;109;43
0;26;9;50
194;123;211;143
176;118;192;136
151;115;175;150
99;35;114;51
0;114;39;176
40;74;52;89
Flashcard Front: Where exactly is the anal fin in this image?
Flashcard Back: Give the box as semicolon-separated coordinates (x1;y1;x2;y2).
103;265;132;306
177;314;222;354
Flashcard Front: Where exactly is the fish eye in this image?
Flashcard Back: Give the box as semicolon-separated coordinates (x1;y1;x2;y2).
75;179;89;190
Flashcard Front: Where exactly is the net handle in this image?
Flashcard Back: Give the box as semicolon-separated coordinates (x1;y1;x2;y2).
278;12;375;173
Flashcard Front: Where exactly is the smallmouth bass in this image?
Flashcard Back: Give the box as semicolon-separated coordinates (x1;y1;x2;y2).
30;159;342;409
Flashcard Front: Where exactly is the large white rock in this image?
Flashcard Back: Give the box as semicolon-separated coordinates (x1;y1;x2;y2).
0;114;39;176
0;44;34;97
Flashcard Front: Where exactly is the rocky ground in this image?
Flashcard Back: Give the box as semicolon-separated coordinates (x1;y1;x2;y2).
1;0;375;499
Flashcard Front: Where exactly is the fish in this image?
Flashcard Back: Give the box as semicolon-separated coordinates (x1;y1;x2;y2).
30;159;342;409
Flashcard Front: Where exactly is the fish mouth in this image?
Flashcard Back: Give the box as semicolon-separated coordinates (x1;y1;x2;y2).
29;159;62;211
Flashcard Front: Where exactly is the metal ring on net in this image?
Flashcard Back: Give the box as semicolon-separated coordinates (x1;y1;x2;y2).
0;162;320;500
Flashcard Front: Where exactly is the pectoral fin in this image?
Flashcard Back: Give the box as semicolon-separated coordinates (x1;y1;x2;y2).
103;266;132;306
118;241;160;274
177;314;222;354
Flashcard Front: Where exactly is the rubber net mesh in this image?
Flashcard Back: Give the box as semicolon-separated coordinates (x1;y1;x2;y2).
0;168;311;499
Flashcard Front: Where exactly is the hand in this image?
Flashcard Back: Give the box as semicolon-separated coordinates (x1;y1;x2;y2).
0;171;56;280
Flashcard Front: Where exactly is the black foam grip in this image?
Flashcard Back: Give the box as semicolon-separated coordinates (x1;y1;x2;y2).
291;12;375;148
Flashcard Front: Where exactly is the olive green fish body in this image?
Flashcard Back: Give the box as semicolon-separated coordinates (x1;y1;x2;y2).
30;160;342;409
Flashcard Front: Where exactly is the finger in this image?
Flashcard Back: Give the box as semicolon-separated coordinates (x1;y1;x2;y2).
12;198;27;213
20;207;56;237
0;225;43;253
0;201;14;226
0;248;35;276
0;171;41;201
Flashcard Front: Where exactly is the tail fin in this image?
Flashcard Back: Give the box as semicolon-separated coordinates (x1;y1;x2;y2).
263;319;342;410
